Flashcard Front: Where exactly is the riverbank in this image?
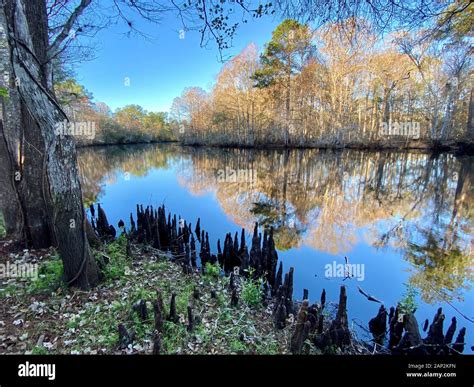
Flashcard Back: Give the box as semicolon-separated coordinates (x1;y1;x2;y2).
75;137;474;155
0;240;291;354
180;138;474;154
75;139;179;149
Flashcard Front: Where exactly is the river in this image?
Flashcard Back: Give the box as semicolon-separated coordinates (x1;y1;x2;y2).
78;143;474;352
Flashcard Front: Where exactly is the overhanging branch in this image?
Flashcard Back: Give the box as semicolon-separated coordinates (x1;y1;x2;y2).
48;0;92;59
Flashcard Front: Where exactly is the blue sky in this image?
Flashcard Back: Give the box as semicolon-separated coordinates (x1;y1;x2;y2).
74;7;282;113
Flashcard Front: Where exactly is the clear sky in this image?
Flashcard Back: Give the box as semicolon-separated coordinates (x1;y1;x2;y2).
74;6;282;113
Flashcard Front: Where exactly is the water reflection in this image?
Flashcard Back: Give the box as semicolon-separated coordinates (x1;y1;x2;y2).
78;144;473;307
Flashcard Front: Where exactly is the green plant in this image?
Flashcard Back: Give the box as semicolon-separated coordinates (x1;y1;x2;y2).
399;283;419;314
131;312;153;341
27;256;64;295
0;213;6;238
161;321;187;353
175;283;194;315
255;339;279;354
102;234;129;281
67;301;128;350
229;338;246;353
204;262;221;279
130;286;155;304
0;283;20;299
30;345;49;355
0;86;9;101
241;274;264;308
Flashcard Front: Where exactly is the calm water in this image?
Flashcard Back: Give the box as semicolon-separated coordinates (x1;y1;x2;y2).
78;143;474;352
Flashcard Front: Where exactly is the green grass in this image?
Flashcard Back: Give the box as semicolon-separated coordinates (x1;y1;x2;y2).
255;339;280;354
30;346;50;355
2;238;285;354
130;287;155;304
131;312;153;341
27;256;64;295
161;321;187;353
67;299;131;350
143;260;169;273
102;234;130;281
204;262;221;279
0;253;64;298
229;337;247;353
241;275;264;308
0;282;22;299
175;280;194;315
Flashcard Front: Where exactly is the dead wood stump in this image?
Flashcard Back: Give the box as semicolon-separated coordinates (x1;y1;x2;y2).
153;290;165;332
290;300;310;354
168;293;178;323
326;286;351;348
368;305;387;345
118;324;135;349
152;331;161;354
230;289;239;307
273;296;287;329
133;299;148;321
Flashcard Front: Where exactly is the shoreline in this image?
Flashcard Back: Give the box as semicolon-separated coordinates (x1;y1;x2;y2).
179;139;474;155
76;139;474;155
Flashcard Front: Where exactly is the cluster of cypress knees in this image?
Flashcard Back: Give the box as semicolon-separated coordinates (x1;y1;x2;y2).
88;203;468;355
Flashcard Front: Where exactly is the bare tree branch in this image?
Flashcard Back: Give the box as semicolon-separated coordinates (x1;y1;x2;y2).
48;0;92;59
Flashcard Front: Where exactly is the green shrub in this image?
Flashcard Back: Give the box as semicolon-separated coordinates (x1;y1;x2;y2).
27;256;64;294
204;262;221;279
229;338;247;353
241;275;264;308
399;284;418;314
102;234;129;281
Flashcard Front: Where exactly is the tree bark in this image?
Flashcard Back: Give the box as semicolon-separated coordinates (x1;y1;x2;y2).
0;38;21;240
468;86;473;139
1;0;99;289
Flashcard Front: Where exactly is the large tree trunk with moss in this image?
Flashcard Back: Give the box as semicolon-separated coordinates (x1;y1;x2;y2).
0;0;98;289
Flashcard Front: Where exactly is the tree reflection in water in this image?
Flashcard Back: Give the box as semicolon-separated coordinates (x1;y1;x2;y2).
78;144;473;305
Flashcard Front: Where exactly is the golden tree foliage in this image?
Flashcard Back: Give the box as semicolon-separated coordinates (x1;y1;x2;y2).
171;18;472;147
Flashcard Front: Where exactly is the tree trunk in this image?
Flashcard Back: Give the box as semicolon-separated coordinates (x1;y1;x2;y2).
1;1;53;247
0;116;22;238
0;23;21;239
382;87;391;125
468;86;473;139
439;82;455;141
1;0;99;289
